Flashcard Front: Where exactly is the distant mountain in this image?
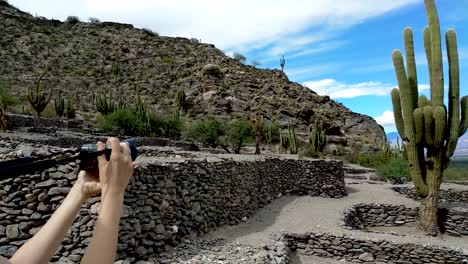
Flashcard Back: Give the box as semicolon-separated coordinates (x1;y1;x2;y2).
386;132;468;157
0;2;385;155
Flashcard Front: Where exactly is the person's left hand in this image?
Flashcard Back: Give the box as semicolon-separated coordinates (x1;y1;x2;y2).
73;171;101;200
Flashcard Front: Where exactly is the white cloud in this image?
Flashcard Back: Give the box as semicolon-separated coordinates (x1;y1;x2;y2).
10;0;419;51
303;79;430;99
375;110;395;127
285;64;340;78
303;79;394;98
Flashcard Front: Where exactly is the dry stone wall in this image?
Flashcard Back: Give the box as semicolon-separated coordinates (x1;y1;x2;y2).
0;157;345;262
392;186;468;204
284;232;468;263
343;203;468;237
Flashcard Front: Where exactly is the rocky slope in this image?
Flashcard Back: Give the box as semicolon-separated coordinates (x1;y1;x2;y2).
0;1;385;154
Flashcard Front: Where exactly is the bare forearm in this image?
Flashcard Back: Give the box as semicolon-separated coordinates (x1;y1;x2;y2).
10;186;85;264
81;193;124;264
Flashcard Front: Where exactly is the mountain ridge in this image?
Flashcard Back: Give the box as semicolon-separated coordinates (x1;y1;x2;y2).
0;1;385;154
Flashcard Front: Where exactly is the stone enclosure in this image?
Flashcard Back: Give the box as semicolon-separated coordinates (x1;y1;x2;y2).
0;152;346;262
343;203;468;237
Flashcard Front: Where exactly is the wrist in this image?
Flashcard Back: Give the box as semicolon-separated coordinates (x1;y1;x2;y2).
70;184;88;203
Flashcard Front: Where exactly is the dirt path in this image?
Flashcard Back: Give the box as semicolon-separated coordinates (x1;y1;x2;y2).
203;180;468;252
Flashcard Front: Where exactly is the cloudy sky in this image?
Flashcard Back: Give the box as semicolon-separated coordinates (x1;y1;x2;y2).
9;0;468;133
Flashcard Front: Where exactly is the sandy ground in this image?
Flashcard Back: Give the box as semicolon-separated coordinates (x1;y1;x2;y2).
201;179;468;259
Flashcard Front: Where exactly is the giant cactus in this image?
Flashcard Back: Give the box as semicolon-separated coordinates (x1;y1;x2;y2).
391;0;468;235
28;64;52;117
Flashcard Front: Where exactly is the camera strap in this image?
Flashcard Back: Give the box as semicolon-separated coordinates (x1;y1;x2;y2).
0;149;79;179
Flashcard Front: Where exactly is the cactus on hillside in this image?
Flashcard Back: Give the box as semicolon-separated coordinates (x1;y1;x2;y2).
135;95;150;130
280;55;285;72
175;89;186;112
95;93;114;115
65;95;76;119
308;117;327;153
54;91;65;117
28;64;52;117
250;114;265;154
279;122;298;154
390;0;468;235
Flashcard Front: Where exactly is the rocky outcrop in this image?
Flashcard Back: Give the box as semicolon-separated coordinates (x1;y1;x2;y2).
0;2;385;154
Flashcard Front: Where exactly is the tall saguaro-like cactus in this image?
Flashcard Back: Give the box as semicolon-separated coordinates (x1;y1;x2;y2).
391;0;468;235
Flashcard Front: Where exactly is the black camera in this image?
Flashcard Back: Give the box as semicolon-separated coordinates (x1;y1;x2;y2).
79;139;138;171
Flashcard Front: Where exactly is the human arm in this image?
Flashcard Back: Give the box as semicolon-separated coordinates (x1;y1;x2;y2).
81;138;134;264
8;172;100;264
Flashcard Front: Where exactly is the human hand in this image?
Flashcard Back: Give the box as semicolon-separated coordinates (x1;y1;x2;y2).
97;137;134;197
72;171;101;201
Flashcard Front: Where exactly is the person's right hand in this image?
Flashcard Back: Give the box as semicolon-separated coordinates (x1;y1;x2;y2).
97;137;134;197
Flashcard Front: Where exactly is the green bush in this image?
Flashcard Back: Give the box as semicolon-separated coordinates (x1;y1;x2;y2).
143;28;159;37
299;144;321;158
65;16;80;24
226;119;253;154
376;158;410;182
354;152;391;168
88;17;100;23
0;83;18;110
233;52;246;63
98;109;146;136
185;118;224;148
150;115;181;139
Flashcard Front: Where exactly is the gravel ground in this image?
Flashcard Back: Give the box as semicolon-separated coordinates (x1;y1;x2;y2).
144;179;468;264
203;179;468;252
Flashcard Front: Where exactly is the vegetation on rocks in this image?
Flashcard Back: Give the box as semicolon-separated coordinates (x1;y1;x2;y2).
0;1;385;154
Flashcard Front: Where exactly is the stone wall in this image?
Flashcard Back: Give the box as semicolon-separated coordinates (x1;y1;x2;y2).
392;186;468;204
343;203;468;237
0;157;345;262
5;113;84;130
284;232;468;263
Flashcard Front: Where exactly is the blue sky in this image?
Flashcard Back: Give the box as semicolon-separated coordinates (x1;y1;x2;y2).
9;0;468;133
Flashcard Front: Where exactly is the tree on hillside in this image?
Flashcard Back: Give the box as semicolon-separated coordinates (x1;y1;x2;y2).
390;0;468;235
227;119;253;154
251;60;261;68
233;52;246;63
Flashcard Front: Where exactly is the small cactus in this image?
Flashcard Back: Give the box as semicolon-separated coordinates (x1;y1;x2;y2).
65;95;75;119
308;117;327;153
96;93;114;115
280;55;286;72
279;121;298;154
54;91;65;117
175;89;186;112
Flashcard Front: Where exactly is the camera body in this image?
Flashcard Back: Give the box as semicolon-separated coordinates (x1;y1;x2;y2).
79;139;138;171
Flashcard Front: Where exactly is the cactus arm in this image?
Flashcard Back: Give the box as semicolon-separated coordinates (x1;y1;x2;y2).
418;95;430;108
392;50;416;141
433;106;446;149
413;108;424;145
404;27;419;108
425;0;444;106
424;26;433;90
391;88;406;139
407;143;429;196
459;96;468;137
446;29;460;157
423;106;434;146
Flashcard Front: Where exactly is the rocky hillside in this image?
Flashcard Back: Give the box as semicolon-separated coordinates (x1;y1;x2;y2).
0;1;385;154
